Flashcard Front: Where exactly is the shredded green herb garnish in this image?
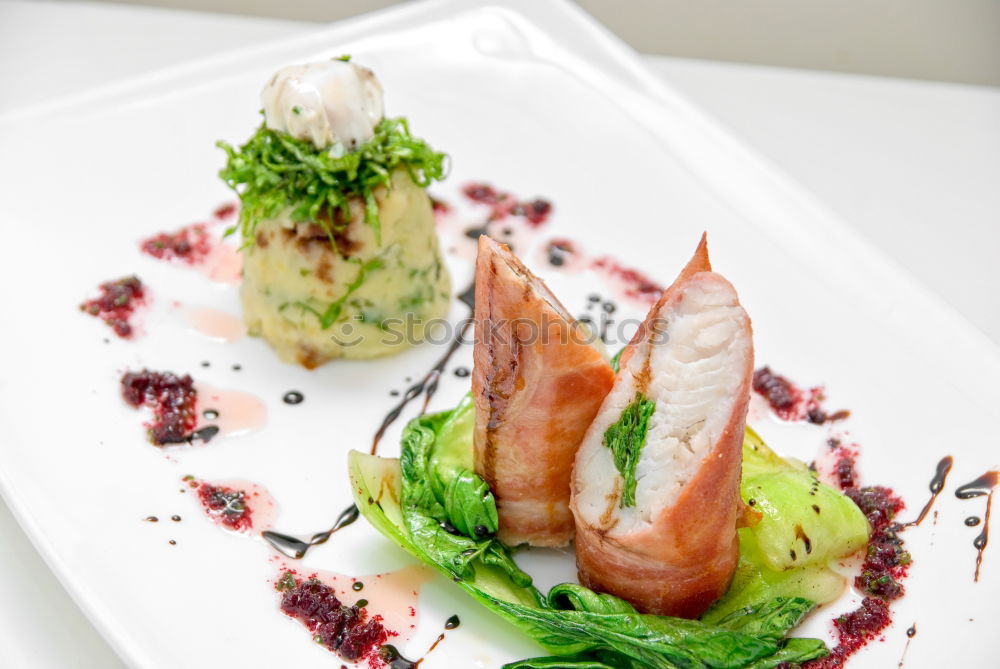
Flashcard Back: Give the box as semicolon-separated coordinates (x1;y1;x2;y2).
603;393;655;508
217;117;447;248
289;256;385;329
275;571;297;592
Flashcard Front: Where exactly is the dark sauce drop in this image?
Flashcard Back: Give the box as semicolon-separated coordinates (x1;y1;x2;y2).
171;515;181;522
370;288;474;456
202;408;219;420
168;539;176;545
379;645;420;669
966;516;982;527
263;504;360;559
545;239;576;267
905;455;953;526
143;516;159;522
907;624;917;638
352;581;364;591
188;425;219;444
282;391;304;405
453;366;470;378
955;471;999;499
445;615;460;630
954;471;998;582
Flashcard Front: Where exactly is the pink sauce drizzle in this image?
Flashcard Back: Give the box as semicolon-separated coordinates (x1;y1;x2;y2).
271;561;433;645
140;203;242;284
194;383;266;439
185;477;277;534
185;306;246;342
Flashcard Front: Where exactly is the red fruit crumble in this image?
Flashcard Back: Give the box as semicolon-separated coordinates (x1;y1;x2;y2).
752;367;850;424
140;223;212;263
120;370;197;445
806;597;892;669
276;572;390;664
80;276;145;338
461;182;553;226
591;256;665;303
197;482;253;532
805;443;910;668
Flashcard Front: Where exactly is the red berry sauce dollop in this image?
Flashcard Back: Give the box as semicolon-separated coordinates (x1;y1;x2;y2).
121;370;197;445
276;571;391;664
80;276;145;338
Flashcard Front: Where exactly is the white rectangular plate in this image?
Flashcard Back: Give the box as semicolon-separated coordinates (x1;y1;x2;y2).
0;0;997;667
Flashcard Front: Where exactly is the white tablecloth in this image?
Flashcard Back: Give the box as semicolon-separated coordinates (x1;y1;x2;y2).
1;1;997;666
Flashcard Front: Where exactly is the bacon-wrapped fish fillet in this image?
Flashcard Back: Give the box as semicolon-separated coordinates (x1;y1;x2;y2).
473;236;615;547
571;235;753;617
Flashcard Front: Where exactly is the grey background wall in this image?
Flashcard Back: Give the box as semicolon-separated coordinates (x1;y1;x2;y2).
92;0;1000;86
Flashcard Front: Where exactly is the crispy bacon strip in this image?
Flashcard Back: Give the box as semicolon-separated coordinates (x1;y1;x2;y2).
473;236;614;547
571;235;753;617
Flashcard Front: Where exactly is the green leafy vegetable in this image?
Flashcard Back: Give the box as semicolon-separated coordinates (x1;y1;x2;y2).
602;393;656;508
348;403;830;668
217;117;446;247
703;428;869;622
425;395;499;538
739;428;868;571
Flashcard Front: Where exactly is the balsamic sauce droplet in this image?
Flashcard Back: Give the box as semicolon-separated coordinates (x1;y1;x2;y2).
143;516;158;522
370;293;474;456
168;539;176;545
188;425;219;443
955;470;998;582
352;581;364;591
907;623;917;637
262;504;360;559
282;391;304;405
966;516;982;527
445;615;460;630
171;515;182;522
453;366;470;378
955;471;999;499
906;455;953;526
378;644;419;669
202;408;219;420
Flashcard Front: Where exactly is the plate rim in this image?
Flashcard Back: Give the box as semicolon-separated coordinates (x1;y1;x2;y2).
1;0;998;666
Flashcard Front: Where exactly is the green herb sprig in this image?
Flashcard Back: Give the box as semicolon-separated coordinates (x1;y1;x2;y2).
603;393;656;508
217;117;447;248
